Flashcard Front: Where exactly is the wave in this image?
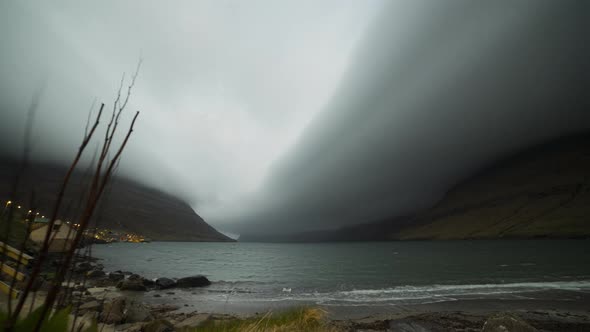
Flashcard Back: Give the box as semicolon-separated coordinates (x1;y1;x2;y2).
285;280;590;304
339;280;590;296
146;279;590;307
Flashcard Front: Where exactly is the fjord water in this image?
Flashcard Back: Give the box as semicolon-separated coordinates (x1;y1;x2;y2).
93;241;590;307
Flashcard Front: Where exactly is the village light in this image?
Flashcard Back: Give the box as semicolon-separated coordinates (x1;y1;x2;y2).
17;205;21;209
6;201;11;205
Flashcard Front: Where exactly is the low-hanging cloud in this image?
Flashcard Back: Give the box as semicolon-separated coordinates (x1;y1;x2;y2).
1;1;588;237
0;0;383;220
218;0;590;236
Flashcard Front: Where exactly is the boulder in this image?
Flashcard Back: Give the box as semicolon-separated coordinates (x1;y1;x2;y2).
142;278;156;288
75;262;94;273
109;272;125;281
75;311;99;331
86;287;109;295
87;270;106;279
482;313;537;332
175;314;211;328
142;319;174;332
176;275;211;288
155;278;176;290
89;278;118;288
125;300;154;323
114;322;143;332
117;276;147;291
79;300;101;312
117;279;147;291
150;304;180;314
100;296;126;324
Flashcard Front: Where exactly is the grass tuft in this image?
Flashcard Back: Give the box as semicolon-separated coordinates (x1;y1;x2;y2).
180;307;339;332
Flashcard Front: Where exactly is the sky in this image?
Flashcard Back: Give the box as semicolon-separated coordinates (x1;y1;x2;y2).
1;1;589;237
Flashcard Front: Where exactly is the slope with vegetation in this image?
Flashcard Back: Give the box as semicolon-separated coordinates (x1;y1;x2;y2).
267;133;590;242
397;133;590;239
0;160;232;242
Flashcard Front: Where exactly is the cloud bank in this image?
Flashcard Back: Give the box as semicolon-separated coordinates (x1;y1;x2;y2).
1;1;588;236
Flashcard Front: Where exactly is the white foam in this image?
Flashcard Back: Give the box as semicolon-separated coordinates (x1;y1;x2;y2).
339;280;590;296
281;280;590;304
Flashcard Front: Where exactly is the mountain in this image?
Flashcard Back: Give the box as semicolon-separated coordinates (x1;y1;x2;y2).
396;133;590;240
0;160;233;242
253;132;590;242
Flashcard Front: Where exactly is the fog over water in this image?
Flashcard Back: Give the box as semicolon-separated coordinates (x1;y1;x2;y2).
1;1;588;236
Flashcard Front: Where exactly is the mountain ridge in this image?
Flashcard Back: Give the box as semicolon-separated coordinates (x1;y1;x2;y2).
242;132;590;242
0;159;233;242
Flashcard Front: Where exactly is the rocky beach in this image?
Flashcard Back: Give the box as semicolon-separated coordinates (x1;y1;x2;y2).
4;254;588;332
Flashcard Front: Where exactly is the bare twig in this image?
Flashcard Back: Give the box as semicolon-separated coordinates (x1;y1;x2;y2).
2;89;41;325
11;104;104;324
35;111;139;332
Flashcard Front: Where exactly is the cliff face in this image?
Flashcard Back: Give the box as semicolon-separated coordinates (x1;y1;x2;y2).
0;160;233;242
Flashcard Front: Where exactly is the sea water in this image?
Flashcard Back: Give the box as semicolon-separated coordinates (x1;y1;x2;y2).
93;240;590;308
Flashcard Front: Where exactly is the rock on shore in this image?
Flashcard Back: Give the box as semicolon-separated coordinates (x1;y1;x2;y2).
176;275;211;288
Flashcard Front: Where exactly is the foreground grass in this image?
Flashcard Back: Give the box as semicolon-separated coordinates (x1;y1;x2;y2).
180;307;339;332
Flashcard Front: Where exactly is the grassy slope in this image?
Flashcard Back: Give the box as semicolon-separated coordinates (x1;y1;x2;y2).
396;133;590;240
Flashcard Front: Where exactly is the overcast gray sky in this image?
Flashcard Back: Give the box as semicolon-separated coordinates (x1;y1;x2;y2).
1;1;588;236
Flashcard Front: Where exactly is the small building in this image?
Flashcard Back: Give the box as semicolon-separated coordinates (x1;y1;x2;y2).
29;220;77;252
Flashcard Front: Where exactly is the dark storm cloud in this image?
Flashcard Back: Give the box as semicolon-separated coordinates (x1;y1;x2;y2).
0;1;382;220
220;0;590;235
1;1;588;236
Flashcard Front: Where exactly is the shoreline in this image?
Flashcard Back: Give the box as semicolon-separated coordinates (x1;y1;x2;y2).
82;255;590;330
3;275;590;331
4;252;589;331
